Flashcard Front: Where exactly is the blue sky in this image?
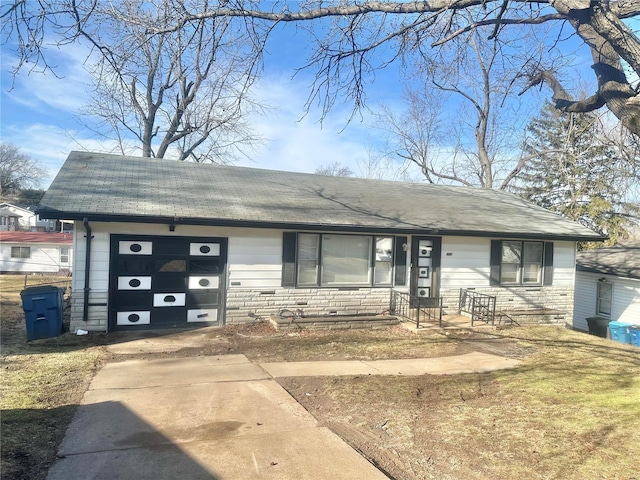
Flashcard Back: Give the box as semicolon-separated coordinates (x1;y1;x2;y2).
1;14;638;189
1;21;406;188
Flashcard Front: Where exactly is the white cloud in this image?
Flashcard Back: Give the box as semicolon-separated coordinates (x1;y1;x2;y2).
1;50;405;187
1;44;93;115
241;73;382;175
1;123;126;188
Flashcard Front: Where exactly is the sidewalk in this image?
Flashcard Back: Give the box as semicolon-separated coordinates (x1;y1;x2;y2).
260;351;521;378
47;352;521;479
46;355;388;480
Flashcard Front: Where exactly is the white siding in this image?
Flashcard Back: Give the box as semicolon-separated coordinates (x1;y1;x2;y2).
69;221;583;331
69;221;286;330
72;222;285;296
440;236;491;288
573;271;640;331
437;237;576;323
228;232;282;288
615;281;640;324
0;242;72;273
573;272;598;331
439;238;575;289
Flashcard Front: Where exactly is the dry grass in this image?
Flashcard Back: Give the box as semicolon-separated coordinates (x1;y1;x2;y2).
2;273;639;479
232;325;471;362
1;275;107;480
282;327;640;480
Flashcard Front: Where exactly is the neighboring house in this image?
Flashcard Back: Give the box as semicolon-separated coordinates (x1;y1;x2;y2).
0;202;57;232
0;231;73;273
573;242;640;332
37;151;602;333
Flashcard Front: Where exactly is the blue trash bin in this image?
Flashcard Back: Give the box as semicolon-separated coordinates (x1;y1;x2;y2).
629;325;640;347
608;321;631;344
20;285;64;341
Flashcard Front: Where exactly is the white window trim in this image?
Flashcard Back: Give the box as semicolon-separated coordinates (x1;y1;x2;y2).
596;280;613;318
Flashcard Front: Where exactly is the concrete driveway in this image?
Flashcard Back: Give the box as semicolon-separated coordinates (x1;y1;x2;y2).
46;354;388;480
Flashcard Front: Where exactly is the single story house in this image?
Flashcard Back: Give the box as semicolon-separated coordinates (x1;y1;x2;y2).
0;202;57;232
0;231;73;274
37;151;603;333
573;242;640;332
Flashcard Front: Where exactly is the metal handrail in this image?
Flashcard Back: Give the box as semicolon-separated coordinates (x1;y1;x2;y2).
458;289;496;326
390;290;443;328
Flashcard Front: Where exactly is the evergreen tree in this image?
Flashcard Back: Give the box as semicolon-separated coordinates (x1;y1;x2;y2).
517;103;631;248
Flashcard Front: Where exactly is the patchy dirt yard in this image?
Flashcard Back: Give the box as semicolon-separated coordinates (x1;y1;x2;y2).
2;274;639;480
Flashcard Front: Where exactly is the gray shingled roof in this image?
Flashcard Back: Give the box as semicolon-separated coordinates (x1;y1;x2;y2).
38;151;603;240
576;242;640;279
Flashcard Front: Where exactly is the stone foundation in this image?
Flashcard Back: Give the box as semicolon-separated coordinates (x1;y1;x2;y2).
440;286;574;325
225;287;392;324
69;291;108;332
270;314;400;330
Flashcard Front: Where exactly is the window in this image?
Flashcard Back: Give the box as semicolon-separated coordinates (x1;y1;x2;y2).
501;241;543;285
288;233;396;287
492;240;550;286
11;246;30;259
321;235;372;286
596;281;613;317
60;247;70;264
297;234;320;285
374;237;393;285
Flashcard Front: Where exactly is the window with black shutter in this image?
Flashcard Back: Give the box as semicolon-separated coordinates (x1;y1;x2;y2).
490;240;554;286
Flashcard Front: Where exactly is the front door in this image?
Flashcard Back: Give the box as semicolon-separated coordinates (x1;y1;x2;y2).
109;234;227;331
410;236;442;302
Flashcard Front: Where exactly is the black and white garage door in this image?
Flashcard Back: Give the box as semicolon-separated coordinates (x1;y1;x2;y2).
109;235;227;330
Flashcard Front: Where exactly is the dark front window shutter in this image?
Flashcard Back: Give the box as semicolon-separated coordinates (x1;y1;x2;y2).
543;242;554;286
394;236;408;286
282;232;297;287
490;240;502;286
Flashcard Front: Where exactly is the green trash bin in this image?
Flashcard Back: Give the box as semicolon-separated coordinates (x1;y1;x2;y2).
20;285;65;341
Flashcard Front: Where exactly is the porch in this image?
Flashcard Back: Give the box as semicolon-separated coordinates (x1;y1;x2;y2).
269;288;552;332
389;289;478;330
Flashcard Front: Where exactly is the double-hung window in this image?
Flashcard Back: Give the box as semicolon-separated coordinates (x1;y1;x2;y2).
11;246;31;259
60;247;70;264
491;240;552;286
596;281;613;317
293;233;394;287
501;241;543;285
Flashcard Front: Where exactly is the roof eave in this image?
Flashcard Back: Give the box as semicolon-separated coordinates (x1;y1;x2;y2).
577;265;640;281
38;210;606;242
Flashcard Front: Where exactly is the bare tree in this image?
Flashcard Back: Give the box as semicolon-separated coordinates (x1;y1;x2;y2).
356;146;413;181
3;1;267;162
4;1;640;137
0;143;46;196
315;161;354;177
375;21;538;189
148;1;639;137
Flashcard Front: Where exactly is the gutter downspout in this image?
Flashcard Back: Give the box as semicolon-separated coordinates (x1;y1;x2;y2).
83;217;92;322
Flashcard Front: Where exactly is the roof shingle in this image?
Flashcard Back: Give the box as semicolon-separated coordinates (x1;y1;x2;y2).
38;151;603;240
576;242;640;279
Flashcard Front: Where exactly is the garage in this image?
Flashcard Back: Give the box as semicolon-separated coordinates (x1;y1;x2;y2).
108;235;227;330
